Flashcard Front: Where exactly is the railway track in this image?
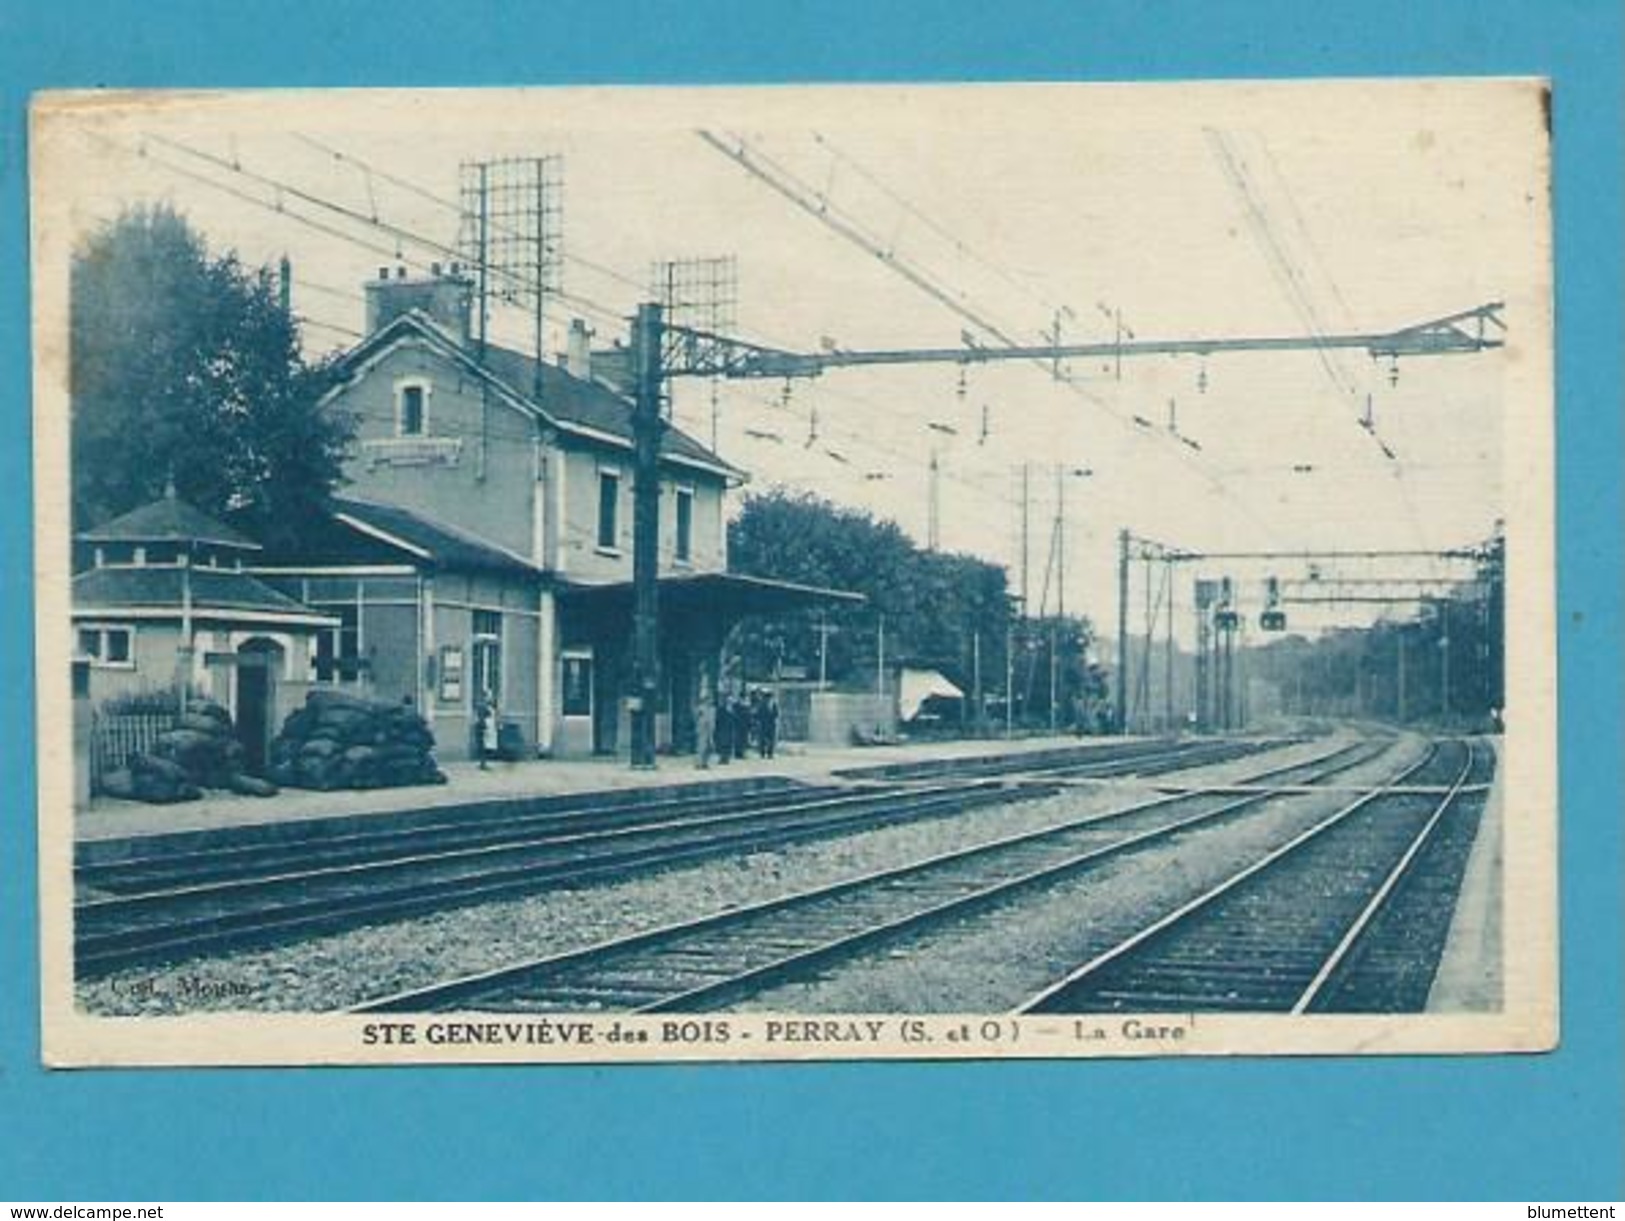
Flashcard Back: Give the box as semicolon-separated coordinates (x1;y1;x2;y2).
829;736;1295;783
76;736;1272;977
78;736;1253;898
356;736;1400;1014
1018;738;1492;1015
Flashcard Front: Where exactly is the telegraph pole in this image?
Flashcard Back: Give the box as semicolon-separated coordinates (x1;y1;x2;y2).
928;452;941;551
1163;559;1175;733
1397;628;1408;724
1051;464;1065;734
1138;553;1154;734
1020;463;1030;614
629;303;665;769
1194;598;1210;731
972;629;983;735
1004;610;1016;739
816;612;833;689
1115;528;1130;734
1439;599;1452;724
876;613;886;698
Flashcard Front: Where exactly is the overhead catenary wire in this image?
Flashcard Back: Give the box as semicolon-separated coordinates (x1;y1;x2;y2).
808;130;1073;323
86;122;1493;590
1204;127;1437;550
114;126;1027;550
291;131;649;298
141;132;632;340
96;123;1021;551
130;123;1301;557
699;127;1293;547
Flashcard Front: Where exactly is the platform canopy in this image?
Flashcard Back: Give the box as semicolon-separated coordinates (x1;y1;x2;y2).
557;572;864;622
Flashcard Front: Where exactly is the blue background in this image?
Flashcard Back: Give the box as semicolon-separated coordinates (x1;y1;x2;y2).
1;1;1619;1201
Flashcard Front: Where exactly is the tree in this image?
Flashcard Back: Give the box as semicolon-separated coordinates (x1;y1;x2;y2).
1249;571;1502;731
70;205;350;545
727;490;1105;722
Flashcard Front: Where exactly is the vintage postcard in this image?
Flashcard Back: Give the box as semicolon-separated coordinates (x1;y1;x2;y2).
31;81;1555;1066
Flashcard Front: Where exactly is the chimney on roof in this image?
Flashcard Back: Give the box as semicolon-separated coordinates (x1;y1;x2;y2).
564;318;593;380
364;265;474;346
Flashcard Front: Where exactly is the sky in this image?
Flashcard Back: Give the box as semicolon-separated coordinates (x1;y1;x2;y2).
36;82;1549;641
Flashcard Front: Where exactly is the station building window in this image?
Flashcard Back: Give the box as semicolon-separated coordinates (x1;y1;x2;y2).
396;380;430;437
471;608;502;706
561;652;593;717
675;486;694;564
312;603;362;683
78;625;134;667
597;469;620;551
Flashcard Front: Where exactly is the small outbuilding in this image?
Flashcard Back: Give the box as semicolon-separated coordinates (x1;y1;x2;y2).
72;488;337;773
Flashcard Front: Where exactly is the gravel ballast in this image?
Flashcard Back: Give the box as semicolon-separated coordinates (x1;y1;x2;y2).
76;735;1420;1016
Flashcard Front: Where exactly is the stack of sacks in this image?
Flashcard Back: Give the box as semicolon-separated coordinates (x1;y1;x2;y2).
101;698;278;802
267;689;445;791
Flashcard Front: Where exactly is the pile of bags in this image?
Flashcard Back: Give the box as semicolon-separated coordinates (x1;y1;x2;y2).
100;698;278;803
267;689;445;791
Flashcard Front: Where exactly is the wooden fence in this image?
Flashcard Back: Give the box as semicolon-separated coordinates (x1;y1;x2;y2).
89;711;174;794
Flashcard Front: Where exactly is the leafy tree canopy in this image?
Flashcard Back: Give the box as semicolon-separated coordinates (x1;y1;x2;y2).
728;489;1100;724
71;204;350;546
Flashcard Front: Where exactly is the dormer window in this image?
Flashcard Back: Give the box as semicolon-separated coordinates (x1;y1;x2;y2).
396;379;430;437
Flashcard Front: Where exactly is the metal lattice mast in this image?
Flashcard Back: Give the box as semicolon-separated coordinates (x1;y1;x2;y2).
649;255;738;442
459;155;565;393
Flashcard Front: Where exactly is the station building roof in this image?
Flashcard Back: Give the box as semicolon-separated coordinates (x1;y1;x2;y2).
72;565;335;625
328;310;746;484
253;495;544;581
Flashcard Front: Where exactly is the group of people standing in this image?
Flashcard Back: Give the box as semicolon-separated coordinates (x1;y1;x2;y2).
695;686;779;769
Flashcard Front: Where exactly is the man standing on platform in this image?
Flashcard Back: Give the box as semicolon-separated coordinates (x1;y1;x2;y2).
716;691;735;765
759;689;779;759
695;690;717;770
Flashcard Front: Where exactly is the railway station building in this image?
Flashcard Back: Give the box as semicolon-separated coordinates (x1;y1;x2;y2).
246;266;860;760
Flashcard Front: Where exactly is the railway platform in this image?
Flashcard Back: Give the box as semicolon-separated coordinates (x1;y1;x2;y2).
1427;743;1505;1011
74;734;1128;849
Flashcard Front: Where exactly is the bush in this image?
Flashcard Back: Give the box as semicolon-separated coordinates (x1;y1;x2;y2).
100;685;210;717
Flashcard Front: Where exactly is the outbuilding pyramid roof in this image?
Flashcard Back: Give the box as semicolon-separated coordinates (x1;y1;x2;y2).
79;490;261;551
